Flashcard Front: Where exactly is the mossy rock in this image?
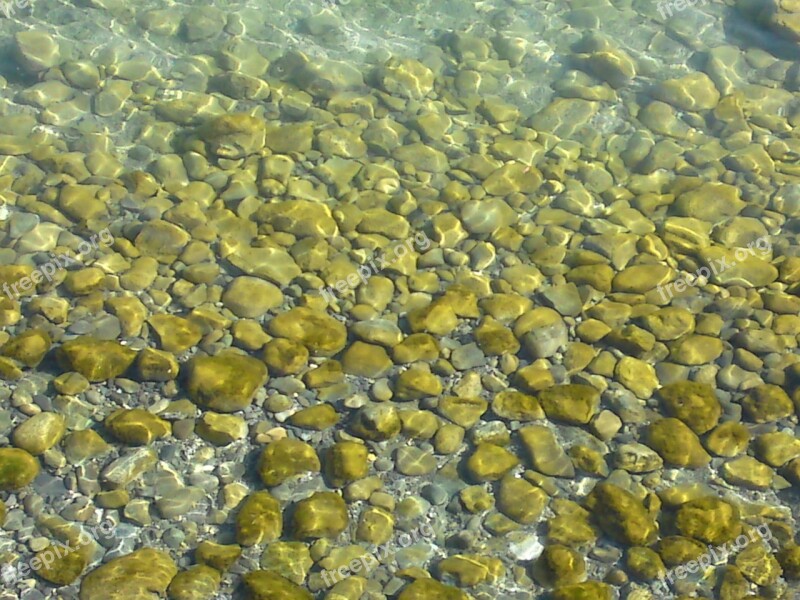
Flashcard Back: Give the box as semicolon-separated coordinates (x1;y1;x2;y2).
397;578;469;600
552;581;613;600
57;337;137;382
167;564;221;600
675;496;741;545
658;381;721;434
287;404;340;430
105;409;170;445
538;384;599;425
645;418;711;468
196;541;241;572
292;492;348;539
79;548;177;600
657;535;706;567
258;438;320;487
184;353;267;412
437;554;505;586
0;448;39;490
34;541;89;585
584;481;657;546
465;443;519;482
236;491;283;546
242;570;312;600
267;307;347;357
625;546;666;581
1;329;51;367
777;543;800;580
325;441;369;487
740;384;794;423
534;544;586;586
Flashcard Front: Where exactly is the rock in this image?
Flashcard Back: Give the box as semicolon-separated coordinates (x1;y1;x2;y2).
735;541;782;586
396;446;437;476
705;422;751;457
675;496;741;545
105;409;170;446
260;541;313;584
341;342;393;378
57;337;137;382
196;541;241;571
613;443;663;473
584;482;657;546
0;448;39;490
518;425;574;478
196;412;247;445
185;353;268;412
267;307;347;357
465;443;518;482
658;381;721;434
242;570;313;600
397;579;468;600
492;390;544;421
741;384;794;423
350;404;401;441
292;492;348;539
653;73;720;111
135;220;191;256
438;396;488;428
258;438;320;487
514;307;568;359
34;542;89;585
645;418;711;468
1;329;51;367
136;348;180;381
379;57;434;99
167;565;221;600
722;456;774;489
79;548;177;600
64;430;111;464
437;554;505;586
13;411;64;457
101;448;157;488
236;491;283;546
222;277;283;318
148;315;202;353
497;475;548;524
325;441;369;487
538;384;600;425
14;31;60;73
535;544;586;586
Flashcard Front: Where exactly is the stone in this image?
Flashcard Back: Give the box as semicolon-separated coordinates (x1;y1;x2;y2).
148;315;202;353
167;565;221;600
198;113;266;158
185;353;268;412
466;443;518;482
222;277;283;318
292;492;348;539
675;496;741;545
584;482;657;546
79;548;177;600
196;541;242;571
196;412;247;445
437;554;505;586
325;441;369;487
14;31;60;73
437;396;488;428
0;448;39;490
397;579;468;600
12;412;66;455
242;570;312;600
741;384;794;423
258;438;320;487
658;381;721;434
350;404;401;441
236;491;283;546
497;475;548;524
705;421;751;457
492;390;544;421
260;541;312;585
518;425;575;478
1;329;51;367
653;73;720;111
267;307;347;357
645;418;711;468
105;409;170;445
57;337;137;381
538;384;600;425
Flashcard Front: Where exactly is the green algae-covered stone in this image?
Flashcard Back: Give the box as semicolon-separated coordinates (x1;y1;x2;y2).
438;396;488;428
658;381;721;434
79;548;177;600
657;535;706;566
236;491;283;546
292;491;348;539
735;541;782;586
538;384;599;425
741;384;794;423
552;581;613;600
148;314;203;353
497;475;548;524
584;482;657;546
705;421;750;457
136;347;180;381
437;554;505;586
492;390;544;421
1;329;51;367
105;409;170;445
185;353;267;412
196;412;247;445
645;418;711;468
243;570;313;600
167;564;221;600
57;337;137;382
260;541;312;585
198;113;266;158
196;541;241;571
535;544;585;586
625;546;666;581
397;578;469;600
350;404;402;441
0;448;39;490
777;543;800;580
267;307;346;357
325;441;369;487
12;412;66;455
287;404;339;430
675;496;741;545
258;438;320;487
465;443;519;482
34;542;89;585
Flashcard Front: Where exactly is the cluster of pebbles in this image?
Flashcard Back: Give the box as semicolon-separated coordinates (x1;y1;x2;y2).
2;0;800;599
